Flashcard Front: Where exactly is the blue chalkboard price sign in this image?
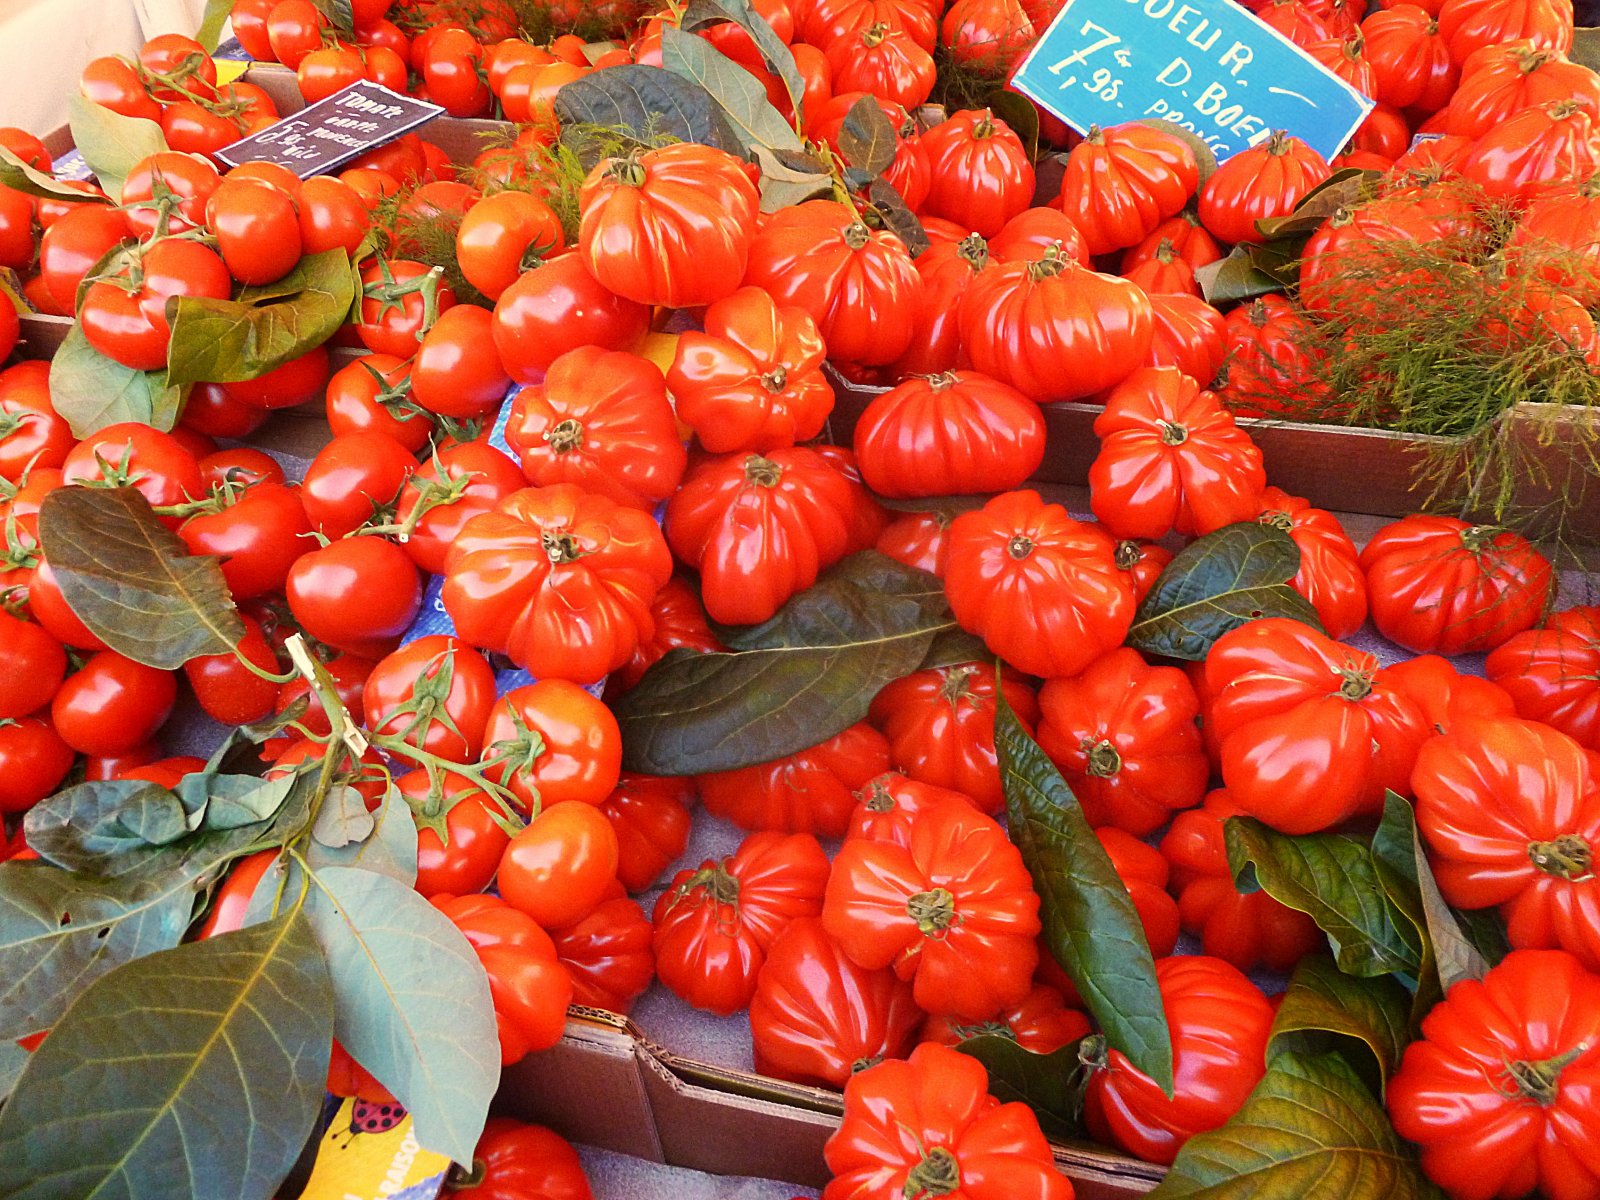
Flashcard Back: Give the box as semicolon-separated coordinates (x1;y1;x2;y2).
216;81;446;178
1010;0;1375;162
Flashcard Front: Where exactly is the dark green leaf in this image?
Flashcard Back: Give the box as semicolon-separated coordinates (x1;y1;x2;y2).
39;486;243;669
918;629;989;672
1269;957;1411;1092
0;146;109;205
1133;118;1219;189
988;90;1040;162
681;0;806;120
48;323;184;437
186;773;297;832
997;692;1173;1095
303;866;498;1162
0;1039;24;1104
67;94;167;198
0;911;333;1200
1372;793;1488;995
308;0;356;32
22;780;196;874
661;26;802;152
165;249;356;387
753;144;835;212
554;65;742;154
867;178;930;257
871;492;989;517
1196;246;1283;305
1247;238;1305;288
617;552;954;774
837;94;898;177
955;1034;1087;1139
1226;817;1421;978
1574;26;1600;73
1147;1051;1436;1200
1127;522;1323;661
1255;168;1383;241
195;0;233;50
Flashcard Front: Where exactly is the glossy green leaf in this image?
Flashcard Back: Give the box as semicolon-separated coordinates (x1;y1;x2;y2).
837;94;897;176
302;866;498;1163
616;552;954;774
989;90;1040;162
1127;522;1323;661
1226;817;1421;979
1269;956;1411;1093
955;1034;1086;1139
917;628;989;672
48;323;184;437
553;65;742;154
998;692;1173;1095
39;486;243;669
309;0;356;32
0;145;108;204
68;93;168;198
0;910;333;1200
681;0;806;120
165;249;356;387
0;821;269;1040
1196;245;1283;305
661;26;803;152
1254;169;1383;241
1147;1051;1436;1200
22;780;196;874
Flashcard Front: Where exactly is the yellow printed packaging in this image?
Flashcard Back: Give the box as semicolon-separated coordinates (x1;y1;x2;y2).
298;1098;451;1200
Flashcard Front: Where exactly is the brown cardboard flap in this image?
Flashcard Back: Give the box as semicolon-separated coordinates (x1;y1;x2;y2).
493;1011;665;1164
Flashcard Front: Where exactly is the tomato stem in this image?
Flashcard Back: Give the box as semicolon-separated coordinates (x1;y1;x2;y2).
1006;534;1034;560
1083;738;1122;778
863;776;898;813
904;1145;960;1198
760;366;788;393
843;222;872;251
1528;834;1593;880
938;664;978;705
544;417;586;454
1157;419;1189;447
1500;1044;1589;1106
744;454;784;488
906;886;957;936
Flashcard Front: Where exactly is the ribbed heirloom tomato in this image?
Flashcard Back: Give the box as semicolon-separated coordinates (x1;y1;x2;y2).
1084;956;1273;1165
652;830;831;1016
443;484;672;684
889;232;992;378
1255;486;1368;639
666;286;834;454
1198;132;1333;245
1089;367;1267;540
944;490;1134;680
917;108;1036;237
1055;123;1200;256
923;982;1092;1055
823;1042;1073;1200
1389;950;1600;1200
551;895;655;1014
1097;828;1181;957
845;773;976;848
823;798;1041;1020
1488;606;1600;749
609;576;725;692
1206;618;1432;833
748;916;922;1089
698;723;892;839
452;1119;593;1200
1036;648;1209;837
578;142;758;308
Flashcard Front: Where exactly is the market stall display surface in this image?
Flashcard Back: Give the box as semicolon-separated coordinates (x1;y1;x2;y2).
3;0;1600;1197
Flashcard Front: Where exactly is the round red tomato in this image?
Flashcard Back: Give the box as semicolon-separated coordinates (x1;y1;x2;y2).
0;365;73;484
499;801;620;930
179;481;311;600
363;635;496;763
183;613;280;725
120;152;221;238
455;190;565;301
392;442;524;576
479;679;622;812
51;651;176;756
403;769;510;899
0;715;74;814
79;240;231;371
206;177;302;286
36;206;131;314
492;253;649;383
284;535;422;658
0;610;66;719
408;305;511;420
299;431;416;540
357;258;457;357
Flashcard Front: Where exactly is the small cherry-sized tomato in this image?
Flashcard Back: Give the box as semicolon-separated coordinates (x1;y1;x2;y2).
299;431;417;539
403;769;510;900
0;611;67;719
285;535;422;659
499;801;620;930
363;635;497;763
408;305;512;420
51;651;177;757
480;679;622;812
183;614;281;725
0;715;75;814
79;55;162;122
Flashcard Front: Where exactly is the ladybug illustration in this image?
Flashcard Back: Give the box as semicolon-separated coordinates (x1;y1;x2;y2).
349;1099;407;1136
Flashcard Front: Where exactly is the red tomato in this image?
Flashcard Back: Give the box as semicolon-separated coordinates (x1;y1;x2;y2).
1206;618;1432;833
868;662;1039;814
917;109;1035;238
222;345;331;412
608;576;725;694
0;715;74;814
404;770;510;900
823;799;1040;1020
742;200;919;367
665;447;856;627
409;305;511;420
272;649;374;739
181;384;267;440
455;190;564;301
579;143;758;308
699;723;892;839
493;253;649;383
120;152;221;238
323;353;428;452
206;178;303;286
79;55;161;122
1388;949;1600;1200
451;1118;593;1200
826;23;935;110
0;610;66;718
357;258;457;358
504;347;686;511
1037;648;1208;836
499;801;620;930
550;895;655;1015
393;442;525;576
875;510;951;577
179;482;311;601
51;651;176;756
27;557;107;650
1198;132;1333;245
1160;790;1324;972
363;636;497;763
1084;956;1274;1165
197;849;278;939
0;364;73;484
923;981;1092;1055
600;773;694;894
1255;486;1367;639
666;286;835;454
284;536;422;658
853;370;1045;499
433;892;573;1065
1385;653;1517;736
1487;606;1600;750
1213;294;1333;417
298;176;371;256
654;830;831;1015
1461;99;1600;204
944;489;1134;679
823;1042;1071;1200
299;431;417;539
750;916;922;1089
79;239;230;371
183;614;281;725
1055;123;1200;257
61;424;203;521
1360;514;1553;654
1447;40;1600;140
810;93;932;212
1437;0;1573;65
480;680;622;811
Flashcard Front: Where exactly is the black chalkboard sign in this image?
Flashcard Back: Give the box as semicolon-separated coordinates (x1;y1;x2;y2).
215;81;445;178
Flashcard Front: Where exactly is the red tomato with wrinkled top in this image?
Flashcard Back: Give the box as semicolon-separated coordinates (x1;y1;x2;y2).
600;773;695;894
450;1118;593;1200
1198;132;1333;245
550;895;655;1015
1084;956;1274;1165
922;981;1092;1055
1360;514;1553;655
1255;486;1367;639
1487;606;1600;750
1055;123;1200;257
1038;648;1209;837
699;723;892;839
653;830;831;1016
918;109;1036;238
609;576;725;694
